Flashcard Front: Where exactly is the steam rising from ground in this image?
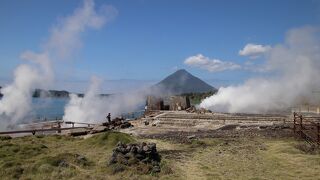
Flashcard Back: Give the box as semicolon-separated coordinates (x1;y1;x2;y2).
63;77;146;123
200;27;320;113
0;0;116;129
0;53;53;127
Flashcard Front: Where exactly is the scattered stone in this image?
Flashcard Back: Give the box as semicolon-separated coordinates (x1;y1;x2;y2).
144;121;150;126
187;135;196;139
186;106;212;114
259;125;268;129
152;165;161;173
186;106;196;113
259;144;267;151
58;160;69;167
119;122;133;129
240;125;248;128
218;124;238;130
75;154;88;165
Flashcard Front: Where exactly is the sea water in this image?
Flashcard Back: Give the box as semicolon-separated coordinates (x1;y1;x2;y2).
31;98;68;121
30;97;144;122
0;97;144;122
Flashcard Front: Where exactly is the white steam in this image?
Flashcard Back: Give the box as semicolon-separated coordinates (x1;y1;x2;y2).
0;52;53;127
0;0;116;129
200;26;320;113
63;77;146;123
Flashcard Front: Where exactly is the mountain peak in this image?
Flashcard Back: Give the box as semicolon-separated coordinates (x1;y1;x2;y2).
175;69;188;74
153;69;216;94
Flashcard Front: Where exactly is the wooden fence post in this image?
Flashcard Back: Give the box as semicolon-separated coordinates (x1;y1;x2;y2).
299;115;303;138
293;112;296;135
58;122;61;133
317;123;320;146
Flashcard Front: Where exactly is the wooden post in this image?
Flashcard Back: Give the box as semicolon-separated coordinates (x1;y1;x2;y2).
58;122;61;133
299;115;303;138
317;123;320;146
293;112;296;135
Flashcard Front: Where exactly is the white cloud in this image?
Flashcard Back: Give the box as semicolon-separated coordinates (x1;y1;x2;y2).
184;54;241;72
239;43;271;59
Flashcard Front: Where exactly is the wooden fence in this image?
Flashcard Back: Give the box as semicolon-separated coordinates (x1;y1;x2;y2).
0;121;98;136
293;112;320;146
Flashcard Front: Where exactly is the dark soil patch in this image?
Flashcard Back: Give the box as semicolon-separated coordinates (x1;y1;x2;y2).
139;128;293;144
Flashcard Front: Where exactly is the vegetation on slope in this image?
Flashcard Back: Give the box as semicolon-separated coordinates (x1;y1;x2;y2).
0;132;319;180
181;91;217;105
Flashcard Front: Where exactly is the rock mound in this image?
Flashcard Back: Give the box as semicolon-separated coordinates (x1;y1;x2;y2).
102;117;134;130
109;142;161;173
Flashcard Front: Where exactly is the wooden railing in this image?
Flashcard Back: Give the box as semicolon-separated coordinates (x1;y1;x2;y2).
0;121;98;136
0;127;92;135
293;112;320;146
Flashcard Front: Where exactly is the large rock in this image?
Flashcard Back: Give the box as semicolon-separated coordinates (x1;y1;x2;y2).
102;118;133;130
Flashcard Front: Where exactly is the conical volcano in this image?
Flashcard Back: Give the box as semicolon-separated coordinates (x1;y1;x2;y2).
152;69;216;94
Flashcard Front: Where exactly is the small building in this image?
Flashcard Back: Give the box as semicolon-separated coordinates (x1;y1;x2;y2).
169;96;191;111
146;95;190;111
146;96;164;111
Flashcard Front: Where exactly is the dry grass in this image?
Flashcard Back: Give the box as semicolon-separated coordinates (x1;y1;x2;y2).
162;138;320;180
0;132;319;180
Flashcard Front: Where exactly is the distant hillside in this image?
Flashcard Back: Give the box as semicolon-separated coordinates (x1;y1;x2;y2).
32;89;111;98
33;89;70;98
152;69;217;95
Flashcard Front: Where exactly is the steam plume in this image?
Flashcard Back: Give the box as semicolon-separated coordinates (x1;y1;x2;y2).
63;77;146;123
0;0;116;129
200;26;320;113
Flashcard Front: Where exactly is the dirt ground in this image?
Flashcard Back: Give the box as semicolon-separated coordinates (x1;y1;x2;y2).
120;114;292;144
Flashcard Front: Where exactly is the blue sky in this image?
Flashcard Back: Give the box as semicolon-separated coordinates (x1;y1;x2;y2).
0;0;319;92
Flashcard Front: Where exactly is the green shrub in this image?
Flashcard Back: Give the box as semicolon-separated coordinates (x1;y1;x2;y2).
0;136;12;141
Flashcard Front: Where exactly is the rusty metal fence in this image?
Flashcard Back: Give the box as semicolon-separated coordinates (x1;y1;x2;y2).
293;112;320;146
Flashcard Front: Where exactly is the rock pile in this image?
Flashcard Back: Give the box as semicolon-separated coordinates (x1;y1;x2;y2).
102;117;134;130
186;106;212;114
109;142;161;173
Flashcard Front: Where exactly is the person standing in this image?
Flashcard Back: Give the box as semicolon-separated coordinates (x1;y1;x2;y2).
107;113;111;123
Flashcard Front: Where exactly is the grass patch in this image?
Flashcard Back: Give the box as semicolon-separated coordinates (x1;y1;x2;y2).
0;133;319;179
37;153;92;167
0;132;139;180
83;131;135;148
